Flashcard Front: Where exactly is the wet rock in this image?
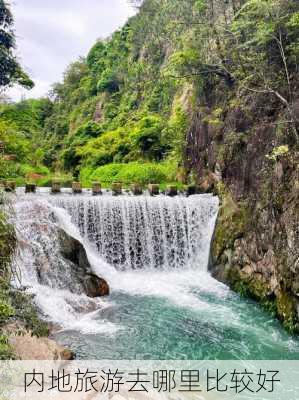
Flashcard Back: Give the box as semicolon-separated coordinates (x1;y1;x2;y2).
186;184;197;196
58;229;91;275
60;348;75;360
4;181;16;192
85;274;110;297
58;229;110;297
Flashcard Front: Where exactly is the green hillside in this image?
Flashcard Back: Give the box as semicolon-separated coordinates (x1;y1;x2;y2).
3;0;297;188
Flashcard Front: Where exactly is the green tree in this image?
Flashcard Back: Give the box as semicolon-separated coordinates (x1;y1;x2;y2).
0;0;34;89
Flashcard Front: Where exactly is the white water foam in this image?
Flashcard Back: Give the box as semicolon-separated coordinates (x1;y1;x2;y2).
52;194;219;271
12;198;118;334
12;194;219;334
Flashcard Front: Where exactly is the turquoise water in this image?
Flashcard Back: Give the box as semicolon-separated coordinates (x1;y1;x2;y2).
54;270;299;360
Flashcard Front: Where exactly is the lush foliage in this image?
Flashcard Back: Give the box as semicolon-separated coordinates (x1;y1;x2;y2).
0;0;33;89
1;0;298;186
80;161;178;187
0;98;53;183
0;191;16;359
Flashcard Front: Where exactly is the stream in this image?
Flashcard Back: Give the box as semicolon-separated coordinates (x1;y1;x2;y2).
12;190;299;359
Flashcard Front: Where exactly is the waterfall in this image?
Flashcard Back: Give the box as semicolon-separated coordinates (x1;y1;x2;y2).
51;194;219;271
12;192;219;333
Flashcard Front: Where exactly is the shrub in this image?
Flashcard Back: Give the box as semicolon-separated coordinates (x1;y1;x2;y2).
130;116;168;161
77;128;131;167
266;145;289;161
97;68;121;93
0;300;15;323
20;164;50;177
80;162;177;187
0;335;14;360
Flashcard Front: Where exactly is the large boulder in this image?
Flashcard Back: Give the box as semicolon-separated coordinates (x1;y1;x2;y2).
84;274;110;297
9;334;75;360
58;228;91;275
58;229;110;297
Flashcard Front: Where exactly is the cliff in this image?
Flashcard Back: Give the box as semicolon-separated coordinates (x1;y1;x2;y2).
185;87;299;332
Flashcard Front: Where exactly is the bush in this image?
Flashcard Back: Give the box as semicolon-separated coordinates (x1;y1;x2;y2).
97;68;121;93
117;163;167;185
80;162;178;187
77;127;131;167
0;120;30;162
0;300;15;323
129;116;168;161
0;335;14;360
20;164;50;177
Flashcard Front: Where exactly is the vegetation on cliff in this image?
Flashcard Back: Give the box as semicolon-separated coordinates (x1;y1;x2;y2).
1;0;298;187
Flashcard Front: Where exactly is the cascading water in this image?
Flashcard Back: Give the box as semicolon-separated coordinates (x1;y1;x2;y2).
12;196;117;334
52;194;219;271
12;191;299;359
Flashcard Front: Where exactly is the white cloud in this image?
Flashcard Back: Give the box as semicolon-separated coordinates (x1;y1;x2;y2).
7;0;135;101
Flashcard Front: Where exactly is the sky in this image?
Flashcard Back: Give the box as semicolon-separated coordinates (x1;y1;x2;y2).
7;0;135;101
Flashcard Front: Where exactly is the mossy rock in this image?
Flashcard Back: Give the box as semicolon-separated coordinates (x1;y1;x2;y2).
276;291;299;333
212;185;249;261
224;267;299;333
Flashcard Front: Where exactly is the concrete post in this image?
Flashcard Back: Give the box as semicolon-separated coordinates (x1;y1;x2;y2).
92;182;102;195
51;181;61;194
5;181;16;192
166;185;178;196
131;183;143;195
25;183;37;193
112;182;122;195
148;184;159;196
72;181;82;194
186;184;197;196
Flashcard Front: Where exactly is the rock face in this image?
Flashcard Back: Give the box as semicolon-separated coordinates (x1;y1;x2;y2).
58;229;110;297
185;90;299;332
4;321;75;360
58;228;92;276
